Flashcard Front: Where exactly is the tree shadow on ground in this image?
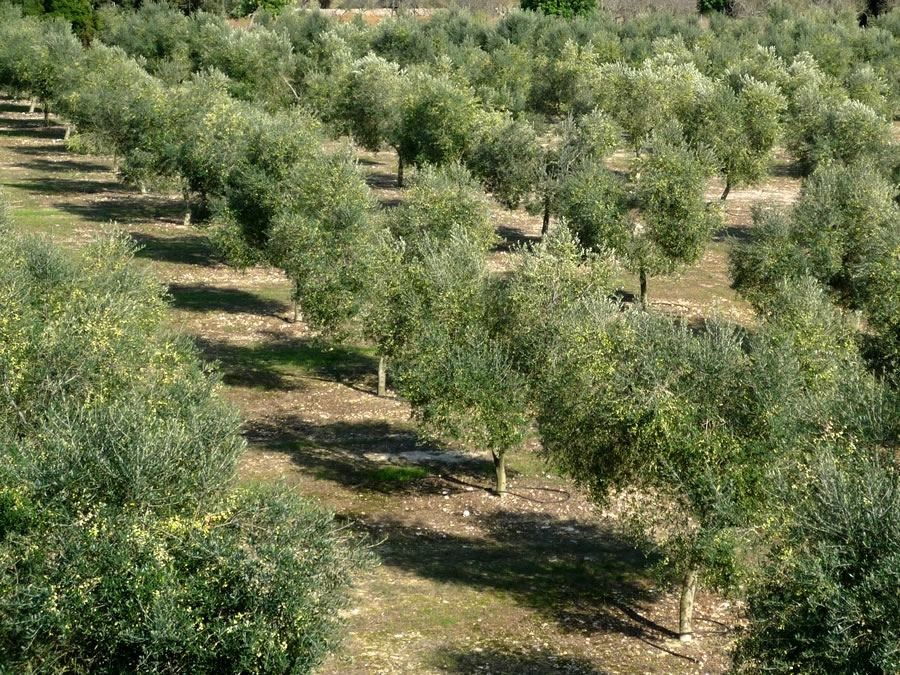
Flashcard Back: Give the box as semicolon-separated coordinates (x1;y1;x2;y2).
7;177;125;196
365;171;399;189
16;158;108;174
495;224;540;252
53;197;185;225
10;143;68;156
130;232;217;266
0;100;28;113
714;225;751;243
434;646;607;674
194;335;376;392
361;510;696;656
168;283;287;316
0;122;61;140
246;417;498;495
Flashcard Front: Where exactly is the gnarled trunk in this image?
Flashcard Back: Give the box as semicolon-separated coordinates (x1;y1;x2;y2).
64;125;71;141
491;451;507;497
377;355;387;397
678;569;699;642
43;102;49;127
28;99;36;114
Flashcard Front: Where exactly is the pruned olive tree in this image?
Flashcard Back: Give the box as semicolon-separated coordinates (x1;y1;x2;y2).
687;76;786;200
557;126;720;307
388;231;529;495
393;68;483;187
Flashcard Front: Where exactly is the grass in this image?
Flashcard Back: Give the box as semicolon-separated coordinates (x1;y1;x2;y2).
366;464;431;484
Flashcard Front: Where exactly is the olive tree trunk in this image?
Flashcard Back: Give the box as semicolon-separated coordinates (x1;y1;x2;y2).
377;355;387;397
43;102;49;127
491;450;507;496
28;99;36;114
541;197;551;237
64;125;71;141
639;268;648;309
678;569;699;642
720;179;732;201
396;151;404;188
182;190;192;227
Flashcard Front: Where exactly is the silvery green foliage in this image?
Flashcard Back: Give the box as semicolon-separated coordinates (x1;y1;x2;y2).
0;220;367;673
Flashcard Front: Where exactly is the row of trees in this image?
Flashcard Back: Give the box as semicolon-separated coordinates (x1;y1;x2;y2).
0;4;897;671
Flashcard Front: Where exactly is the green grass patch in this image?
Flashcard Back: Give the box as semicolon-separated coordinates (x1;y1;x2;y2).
364;465;430;484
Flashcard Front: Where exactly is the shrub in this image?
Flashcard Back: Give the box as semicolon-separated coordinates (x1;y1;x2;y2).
0;486;369;673
734;450;900;674
520;0;596;19
0;217;368;670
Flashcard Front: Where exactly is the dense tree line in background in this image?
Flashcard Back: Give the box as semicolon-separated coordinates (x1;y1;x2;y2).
0;1;898;671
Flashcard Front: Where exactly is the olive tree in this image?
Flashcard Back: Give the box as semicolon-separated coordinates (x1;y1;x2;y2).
787;83;892;173
0;14;80;125
390;162;495;250
533;109;621;237
596;58;710;155
0;224;369;672
730;162;899;364
266;150;380;336
393;68;483;187
387;231;528;495
558;126;720;307
58;45;172;190
465;113;542;210
734;449;900;674
334;53;404;184
364;163;494;396
688;76;786;200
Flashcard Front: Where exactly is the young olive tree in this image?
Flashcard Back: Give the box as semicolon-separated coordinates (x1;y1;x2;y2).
557;126;720;307
266;150;380;337
630;128;720;307
388;231;529;495
334;54;404;185
393;69;483;187
687;76;786;200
